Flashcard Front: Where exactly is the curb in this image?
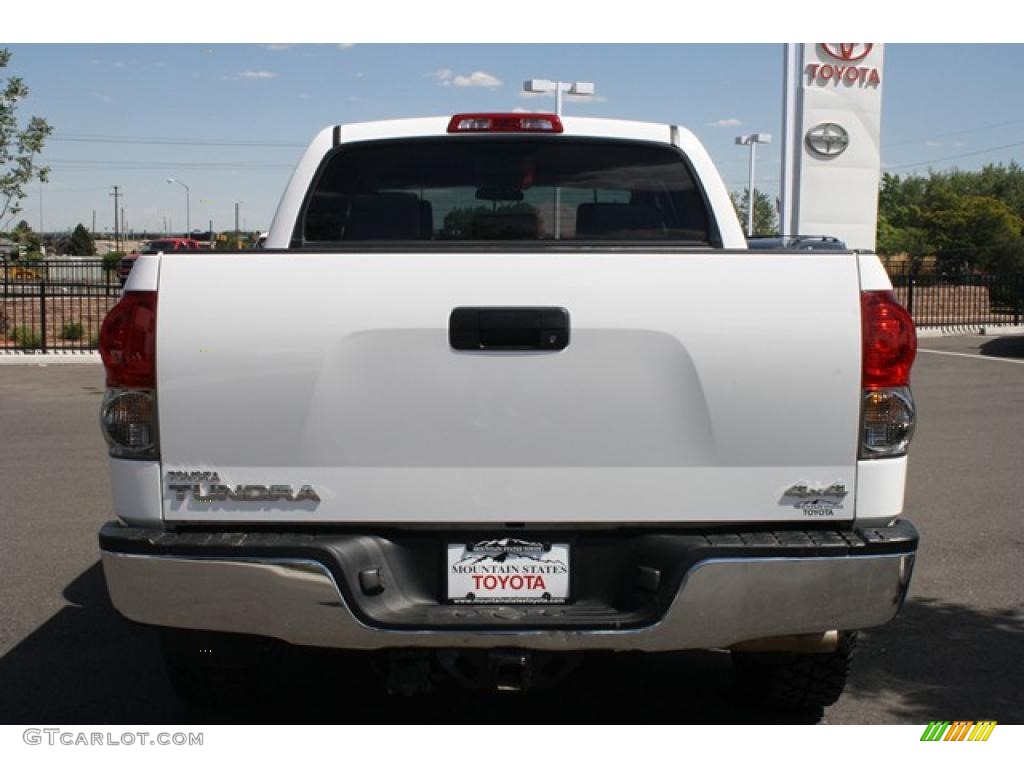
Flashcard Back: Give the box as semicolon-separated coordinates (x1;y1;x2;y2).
0;351;101;364
916;324;1024;339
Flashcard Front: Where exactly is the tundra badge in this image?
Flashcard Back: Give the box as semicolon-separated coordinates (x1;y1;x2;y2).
165;470;321;503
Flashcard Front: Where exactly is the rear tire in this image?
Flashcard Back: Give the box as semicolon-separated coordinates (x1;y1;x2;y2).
731;631;856;710
160;628;281;709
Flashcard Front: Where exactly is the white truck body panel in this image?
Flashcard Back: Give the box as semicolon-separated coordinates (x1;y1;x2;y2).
156;249;863;524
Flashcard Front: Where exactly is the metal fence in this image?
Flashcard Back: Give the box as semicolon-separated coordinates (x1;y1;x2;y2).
1;258;121;352
886;264;1024;328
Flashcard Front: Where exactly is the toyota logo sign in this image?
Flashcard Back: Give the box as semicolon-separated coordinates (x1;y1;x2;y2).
806;123;850;158
820;44;874;62
807;43;881;88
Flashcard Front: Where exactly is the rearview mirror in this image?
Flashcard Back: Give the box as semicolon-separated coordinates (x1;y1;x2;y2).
476;186;524;203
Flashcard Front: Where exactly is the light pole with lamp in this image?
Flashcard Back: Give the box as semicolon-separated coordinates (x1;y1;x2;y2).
522;79;595;117
166;178;190;237
522;79;596;240
734;133;772;238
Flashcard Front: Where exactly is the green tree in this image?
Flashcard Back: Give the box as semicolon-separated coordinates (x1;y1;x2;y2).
67;223;96;256
11;218;41;256
729;188;777;237
924;195;1024;274
877;168;1024;274
0;49;53;231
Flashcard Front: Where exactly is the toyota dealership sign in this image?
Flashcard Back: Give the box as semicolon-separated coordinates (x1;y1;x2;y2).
780;43;885;250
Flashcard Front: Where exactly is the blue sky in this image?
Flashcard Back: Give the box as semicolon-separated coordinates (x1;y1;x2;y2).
4;43;1024;234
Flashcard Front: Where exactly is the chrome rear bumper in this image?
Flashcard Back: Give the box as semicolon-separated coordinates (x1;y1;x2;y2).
100;522;917;652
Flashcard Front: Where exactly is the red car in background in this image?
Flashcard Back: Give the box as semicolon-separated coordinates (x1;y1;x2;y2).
118;238;203;284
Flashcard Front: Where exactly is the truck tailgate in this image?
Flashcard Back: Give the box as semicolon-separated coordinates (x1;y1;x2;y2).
156;251;861;524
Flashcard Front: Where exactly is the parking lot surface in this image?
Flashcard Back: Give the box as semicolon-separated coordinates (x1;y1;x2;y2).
1;334;1022;724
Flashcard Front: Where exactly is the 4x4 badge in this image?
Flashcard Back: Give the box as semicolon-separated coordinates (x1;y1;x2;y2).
783;481;849;499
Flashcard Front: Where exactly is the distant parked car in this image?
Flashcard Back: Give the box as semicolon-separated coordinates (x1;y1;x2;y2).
118;238;203;284
747;235;847;251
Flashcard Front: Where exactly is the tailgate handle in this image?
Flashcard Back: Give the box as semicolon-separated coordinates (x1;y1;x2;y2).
449;307;570;351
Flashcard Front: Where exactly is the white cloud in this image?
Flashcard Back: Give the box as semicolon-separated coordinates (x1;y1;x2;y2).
708;118;742;128
452;71;503;88
433;69;502;88
925;140;942;147
263;44;294;51
237;70;278;79
337;43;356;49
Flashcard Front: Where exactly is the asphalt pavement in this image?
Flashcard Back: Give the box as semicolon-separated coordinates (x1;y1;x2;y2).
0;335;1021;724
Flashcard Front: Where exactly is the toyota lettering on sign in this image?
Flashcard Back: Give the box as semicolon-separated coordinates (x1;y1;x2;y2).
806;43;881;87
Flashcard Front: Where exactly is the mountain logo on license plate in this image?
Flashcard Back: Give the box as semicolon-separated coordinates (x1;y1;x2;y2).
447;539;570;604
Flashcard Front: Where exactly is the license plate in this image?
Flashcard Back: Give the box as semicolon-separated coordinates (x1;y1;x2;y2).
446;539;570;604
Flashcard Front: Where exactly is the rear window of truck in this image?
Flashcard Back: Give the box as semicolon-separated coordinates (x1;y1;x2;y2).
300;138;713;244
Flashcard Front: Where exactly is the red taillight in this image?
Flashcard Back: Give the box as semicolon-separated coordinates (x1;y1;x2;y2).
447;113;564;134
861;290;916;389
99;291;157;388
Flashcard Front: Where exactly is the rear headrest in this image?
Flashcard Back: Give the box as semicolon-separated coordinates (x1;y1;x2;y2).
575;202;664;237
343;194;423;240
304;193;347;241
418;200;434;238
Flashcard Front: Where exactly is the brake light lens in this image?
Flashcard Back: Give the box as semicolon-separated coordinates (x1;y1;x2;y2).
99;291;157;388
99;291;158;459
861;290;916;389
860;290;917;459
447;113;564;134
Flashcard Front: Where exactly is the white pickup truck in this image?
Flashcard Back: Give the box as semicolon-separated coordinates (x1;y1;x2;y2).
97;113;918;709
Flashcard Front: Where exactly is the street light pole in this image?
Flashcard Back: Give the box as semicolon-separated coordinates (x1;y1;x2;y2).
522;78;595;117
734;133;772;238
746;142;757;237
166;178;190;236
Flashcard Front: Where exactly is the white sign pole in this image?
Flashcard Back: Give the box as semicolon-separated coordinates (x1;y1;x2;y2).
779;43;803;240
